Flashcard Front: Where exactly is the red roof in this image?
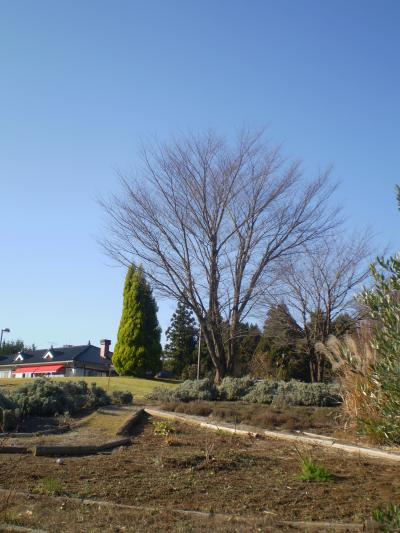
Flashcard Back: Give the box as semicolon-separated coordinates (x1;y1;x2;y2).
13;365;65;374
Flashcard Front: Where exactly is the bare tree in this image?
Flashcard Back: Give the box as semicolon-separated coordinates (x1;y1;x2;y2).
281;234;372;382
101;130;339;381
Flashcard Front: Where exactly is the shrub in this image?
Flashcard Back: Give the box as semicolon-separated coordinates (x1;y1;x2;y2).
86;382;111;408
218;376;255;401
272;381;341;407
1;408;21;432
8;378;110;417
173;379;218;402
243;380;280;404
180;364;199;380
112;390;133;405
147;378;340;407
146;386;176;402
243;380;340;407
360;253;400;444
0;390;15;410
146;379;217;403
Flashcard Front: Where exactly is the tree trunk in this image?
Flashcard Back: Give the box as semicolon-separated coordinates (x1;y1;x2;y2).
227;310;239;375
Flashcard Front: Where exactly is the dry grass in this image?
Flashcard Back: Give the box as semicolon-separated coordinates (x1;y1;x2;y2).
76;407;135;436
317;328;378;430
161;400;339;434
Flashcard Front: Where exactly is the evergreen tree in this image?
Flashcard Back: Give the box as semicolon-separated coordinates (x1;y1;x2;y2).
164;301;198;377
232;323;261;376
0;340;24;356
112;266;162;376
252;304;307;380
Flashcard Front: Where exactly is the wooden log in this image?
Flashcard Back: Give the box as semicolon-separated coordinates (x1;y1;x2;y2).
116;408;145;436
0;446;30;454
33;437;131;457
97;437;131;451
34;444;98;456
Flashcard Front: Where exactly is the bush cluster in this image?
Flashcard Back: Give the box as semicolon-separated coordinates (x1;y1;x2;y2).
147;378;218;403
146;377;341;407
6;379;111;418
112;390;133;405
245;380;340;407
218;376;255;401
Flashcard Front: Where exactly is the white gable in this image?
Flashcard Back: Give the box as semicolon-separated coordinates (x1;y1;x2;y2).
14;353;24;362
43;350;54;360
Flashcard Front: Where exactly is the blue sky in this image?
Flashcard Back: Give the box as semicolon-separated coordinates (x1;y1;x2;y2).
0;0;399;349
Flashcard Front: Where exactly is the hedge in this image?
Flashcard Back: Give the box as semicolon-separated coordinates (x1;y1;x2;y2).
146;377;341;407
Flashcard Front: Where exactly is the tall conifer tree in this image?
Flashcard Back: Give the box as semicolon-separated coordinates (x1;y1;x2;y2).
112;265;162;376
164;301;198;377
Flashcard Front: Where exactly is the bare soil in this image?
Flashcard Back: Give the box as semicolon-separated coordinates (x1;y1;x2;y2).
0;415;399;532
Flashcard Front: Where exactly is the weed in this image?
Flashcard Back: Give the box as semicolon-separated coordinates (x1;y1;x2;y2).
36;477;64;496
372;504;400;531
298;458;332;482
153;453;165;468
153;419;176;437
295;448;333;482
164;435;182;446
203;431;216;463
2;510;22;525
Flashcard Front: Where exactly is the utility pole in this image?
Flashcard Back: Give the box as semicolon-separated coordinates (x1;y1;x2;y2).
196;326;201;380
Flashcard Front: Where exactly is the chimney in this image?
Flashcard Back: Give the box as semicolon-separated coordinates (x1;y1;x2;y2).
99;339;111;359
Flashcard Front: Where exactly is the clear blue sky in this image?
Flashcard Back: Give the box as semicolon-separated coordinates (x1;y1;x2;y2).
0;0;399;349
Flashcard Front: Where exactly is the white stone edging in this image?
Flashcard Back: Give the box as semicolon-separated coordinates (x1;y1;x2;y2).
144;407;400;463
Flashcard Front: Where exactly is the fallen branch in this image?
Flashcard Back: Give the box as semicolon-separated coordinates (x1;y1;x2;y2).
33;437;131;457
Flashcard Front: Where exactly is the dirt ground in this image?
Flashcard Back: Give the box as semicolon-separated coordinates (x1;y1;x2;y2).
0;415;399;532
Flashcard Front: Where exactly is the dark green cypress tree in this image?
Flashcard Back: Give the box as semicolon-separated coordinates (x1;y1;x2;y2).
112;265;162;376
164;301;198;377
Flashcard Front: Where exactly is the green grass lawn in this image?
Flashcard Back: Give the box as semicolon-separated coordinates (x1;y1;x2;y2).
0;376;177;399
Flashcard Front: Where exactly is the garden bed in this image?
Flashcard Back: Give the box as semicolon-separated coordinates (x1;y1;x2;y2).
158;400;341;434
0;416;399;531
0;406;140;449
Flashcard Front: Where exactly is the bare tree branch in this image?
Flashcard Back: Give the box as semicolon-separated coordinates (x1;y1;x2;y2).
100;130;339;381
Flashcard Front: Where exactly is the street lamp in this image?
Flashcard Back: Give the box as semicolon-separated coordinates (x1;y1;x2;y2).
0;328;10;346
